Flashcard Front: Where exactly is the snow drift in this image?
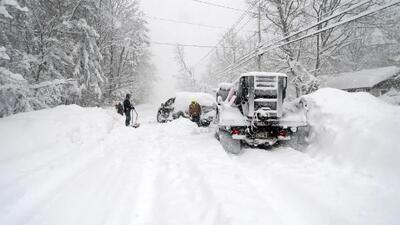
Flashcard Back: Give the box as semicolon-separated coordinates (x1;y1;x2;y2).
302;88;400;184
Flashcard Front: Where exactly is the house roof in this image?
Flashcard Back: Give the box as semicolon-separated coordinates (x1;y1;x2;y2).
320;66;400;90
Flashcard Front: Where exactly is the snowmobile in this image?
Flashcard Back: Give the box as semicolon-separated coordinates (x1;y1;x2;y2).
215;72;308;154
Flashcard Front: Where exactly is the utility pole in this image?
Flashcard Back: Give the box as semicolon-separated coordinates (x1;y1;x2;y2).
257;0;262;71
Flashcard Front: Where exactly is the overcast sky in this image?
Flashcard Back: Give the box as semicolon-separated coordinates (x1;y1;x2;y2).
140;0;249;102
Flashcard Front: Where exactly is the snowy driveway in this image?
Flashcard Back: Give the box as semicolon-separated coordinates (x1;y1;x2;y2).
0;104;399;225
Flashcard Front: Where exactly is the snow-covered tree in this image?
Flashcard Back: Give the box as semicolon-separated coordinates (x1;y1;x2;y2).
174;45;197;91
0;0;155;116
66;19;106;105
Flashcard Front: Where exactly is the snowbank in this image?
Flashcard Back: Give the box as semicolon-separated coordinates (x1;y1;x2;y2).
0;105;117;161
302;88;400;184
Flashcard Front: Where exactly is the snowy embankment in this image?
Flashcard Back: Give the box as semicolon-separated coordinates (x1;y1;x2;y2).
302;88;400;185
0;89;399;225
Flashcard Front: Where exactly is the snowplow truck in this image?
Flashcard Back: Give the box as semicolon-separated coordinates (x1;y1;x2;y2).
215;72;308;154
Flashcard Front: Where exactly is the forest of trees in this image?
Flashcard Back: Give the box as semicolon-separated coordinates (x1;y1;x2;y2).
0;0;156;117
194;0;400;98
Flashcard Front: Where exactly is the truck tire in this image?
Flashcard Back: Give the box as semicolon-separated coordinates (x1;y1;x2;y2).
219;129;242;154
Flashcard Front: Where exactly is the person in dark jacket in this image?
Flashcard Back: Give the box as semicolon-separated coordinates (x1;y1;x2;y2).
123;94;135;126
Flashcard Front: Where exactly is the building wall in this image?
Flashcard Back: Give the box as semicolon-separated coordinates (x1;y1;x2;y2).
345;88;370;93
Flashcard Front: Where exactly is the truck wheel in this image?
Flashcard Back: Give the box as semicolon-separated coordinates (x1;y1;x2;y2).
219;129;242;154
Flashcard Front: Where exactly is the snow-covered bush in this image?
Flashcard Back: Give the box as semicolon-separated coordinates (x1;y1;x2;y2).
0;0;27;19
32;79;80;108
0;67;83;117
0;67;32;117
0;46;9;60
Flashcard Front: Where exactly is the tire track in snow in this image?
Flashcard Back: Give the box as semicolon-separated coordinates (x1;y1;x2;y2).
143;122;284;225
172;137;285;225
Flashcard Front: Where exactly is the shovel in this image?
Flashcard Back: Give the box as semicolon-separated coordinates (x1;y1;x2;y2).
131;109;140;128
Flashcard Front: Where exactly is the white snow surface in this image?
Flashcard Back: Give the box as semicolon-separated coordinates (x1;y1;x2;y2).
0;90;399;225
320;66;400;90
303;88;400;184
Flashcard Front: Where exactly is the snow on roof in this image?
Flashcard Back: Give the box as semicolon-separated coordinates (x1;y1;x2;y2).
218;82;233;90
173;92;215;112
320;66;400;90
241;71;287;78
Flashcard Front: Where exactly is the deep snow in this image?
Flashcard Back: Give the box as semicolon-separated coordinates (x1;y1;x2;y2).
303;88;400;186
0;89;399;225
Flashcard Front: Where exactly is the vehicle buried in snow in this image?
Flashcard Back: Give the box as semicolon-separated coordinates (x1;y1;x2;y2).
215;72;308;153
157;92;216;127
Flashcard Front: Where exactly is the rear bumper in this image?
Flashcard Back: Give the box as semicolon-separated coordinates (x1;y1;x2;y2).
233;135;290;146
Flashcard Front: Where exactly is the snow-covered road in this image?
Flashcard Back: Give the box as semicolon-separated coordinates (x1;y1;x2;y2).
0;101;399;225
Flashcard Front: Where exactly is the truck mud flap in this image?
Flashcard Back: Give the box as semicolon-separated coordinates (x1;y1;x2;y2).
219;129;242;154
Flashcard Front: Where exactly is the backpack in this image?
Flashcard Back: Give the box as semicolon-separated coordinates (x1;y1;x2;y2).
116;102;124;115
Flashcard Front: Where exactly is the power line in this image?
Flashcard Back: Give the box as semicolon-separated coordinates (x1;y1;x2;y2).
273;0;400;50
192;0;257;14
192;15;256;69
213;0;400;77
257;0;370;50
146;15;256;33
215;0;371;75
191;0;261;69
151;41;236;48
235;13;255;35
